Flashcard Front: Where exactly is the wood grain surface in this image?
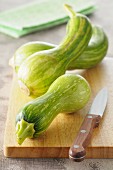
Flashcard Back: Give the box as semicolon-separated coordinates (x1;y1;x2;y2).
1;0;113;169
3;58;113;158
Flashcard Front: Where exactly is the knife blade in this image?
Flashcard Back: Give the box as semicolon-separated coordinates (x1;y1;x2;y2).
69;87;108;162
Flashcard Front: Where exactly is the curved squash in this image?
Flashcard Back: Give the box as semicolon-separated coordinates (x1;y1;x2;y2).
68;25;108;69
18;4;92;97
10;26;108;72
16;74;91;145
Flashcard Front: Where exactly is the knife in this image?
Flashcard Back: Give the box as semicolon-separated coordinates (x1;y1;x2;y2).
69;87;108;162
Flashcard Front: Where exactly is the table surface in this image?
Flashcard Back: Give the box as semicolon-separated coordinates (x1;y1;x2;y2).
0;0;113;170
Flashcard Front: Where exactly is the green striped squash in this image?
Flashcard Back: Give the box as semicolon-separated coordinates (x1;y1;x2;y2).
68;25;108;69
16;74;91;145
17;4;92;97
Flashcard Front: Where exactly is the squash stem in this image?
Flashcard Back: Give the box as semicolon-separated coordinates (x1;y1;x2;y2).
64;4;76;18
16;119;35;145
18;80;30;96
9;57;14;68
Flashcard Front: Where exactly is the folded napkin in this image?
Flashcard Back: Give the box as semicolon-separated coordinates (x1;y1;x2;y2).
0;0;96;38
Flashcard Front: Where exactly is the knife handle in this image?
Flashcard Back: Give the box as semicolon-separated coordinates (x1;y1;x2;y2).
69;114;101;162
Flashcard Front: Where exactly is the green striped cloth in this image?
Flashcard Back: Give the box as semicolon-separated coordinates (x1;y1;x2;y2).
0;0;96;38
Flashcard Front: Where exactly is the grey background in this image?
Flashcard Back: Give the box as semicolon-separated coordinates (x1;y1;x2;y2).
0;0;113;169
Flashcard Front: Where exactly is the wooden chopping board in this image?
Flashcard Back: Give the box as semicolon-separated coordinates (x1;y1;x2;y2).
4;58;113;158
